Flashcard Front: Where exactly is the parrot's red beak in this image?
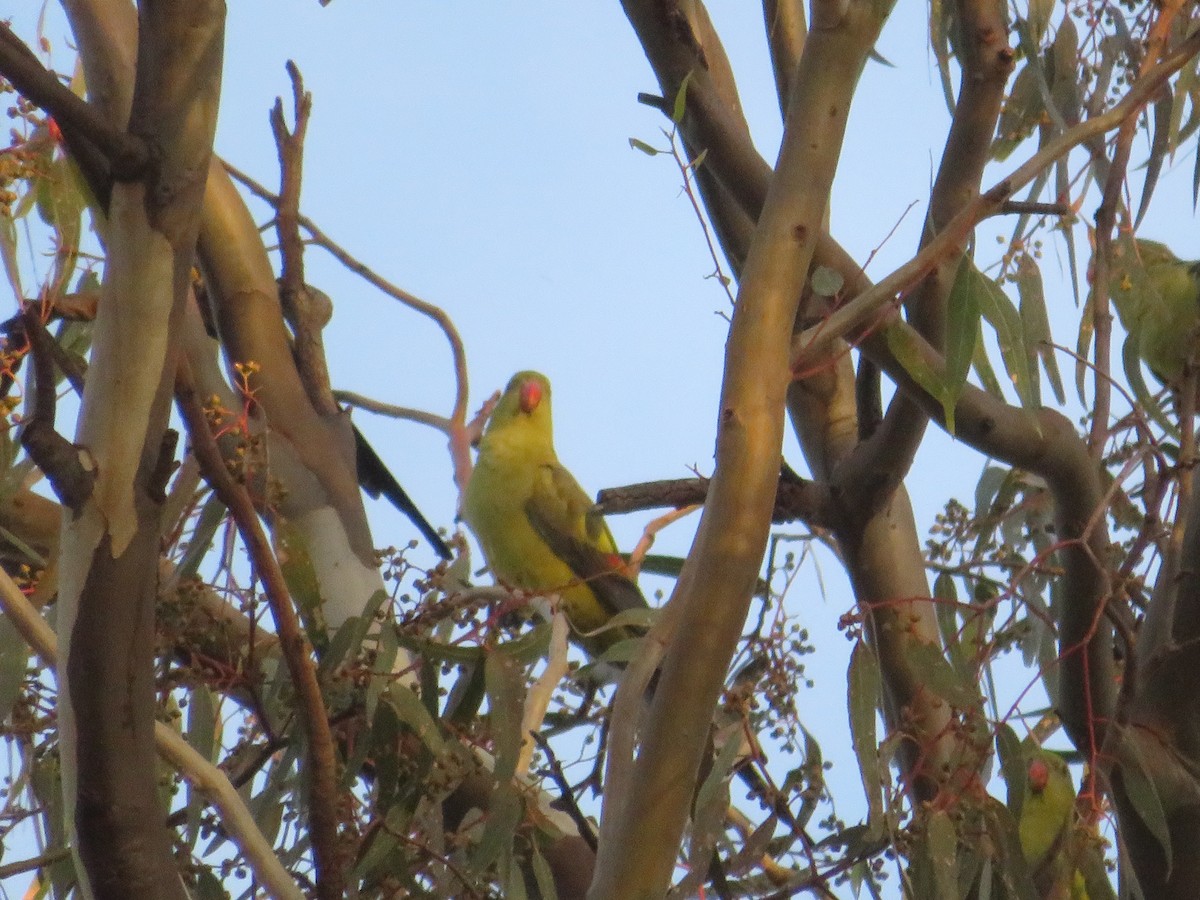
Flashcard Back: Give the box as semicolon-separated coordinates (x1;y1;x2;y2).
1027;757;1049;794
519;379;543;414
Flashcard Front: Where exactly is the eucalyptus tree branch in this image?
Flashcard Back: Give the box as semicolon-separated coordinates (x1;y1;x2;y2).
0;563;304;900
593;4;894;895
177;366;347;899
0;21;146;179
762;0;806;114
220;159;480;494
596;472;832;527
790;26;1200;373
271;61;339;419
838;0;1014;517
867;314;1116;754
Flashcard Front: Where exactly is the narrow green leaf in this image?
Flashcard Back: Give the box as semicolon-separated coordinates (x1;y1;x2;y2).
1122;334;1179;440
1194;134;1200;210
975;264;1040;411
972;316;1005;398
995;725;1026;820
926;808;959;900
848;642;884;835
933;572;959;649
529;842;558;900
886;323;951;429
928;0;957;112
388;682;446;756
176;494;227;581
1118;733;1173;874
671;71;694;124
904;639;978;709
945;256;982;422
993;63;1042;161
1136;92;1172;227
1049;18;1081;125
974;464;1008;519
484;647;525;784
185;685;217;849
627;137;660;156
398;621;551;666
318;589;387;675
1017;255;1065;404
366;623;399;722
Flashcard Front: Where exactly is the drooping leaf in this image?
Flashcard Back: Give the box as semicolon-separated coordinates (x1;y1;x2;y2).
1117;732;1173;874
175;493;227;582
1017;254;1065;404
973;311;1005;398
848;642;884;836
944;255;982;428
1136;92;1173;227
886;322;951;428
975;263;1040;412
904;639;978;709
993;62;1043;161
925;807;959;900
995;723;1027;821
933;571;960;651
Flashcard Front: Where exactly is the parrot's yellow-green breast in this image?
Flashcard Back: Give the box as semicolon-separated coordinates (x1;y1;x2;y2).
462;371;643;651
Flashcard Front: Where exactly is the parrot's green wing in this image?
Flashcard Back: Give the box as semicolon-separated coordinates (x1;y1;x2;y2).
525;461;648;622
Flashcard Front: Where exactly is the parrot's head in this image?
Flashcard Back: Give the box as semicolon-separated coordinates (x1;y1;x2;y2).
1025;748;1070;798
1132;239;1180;269
484;371;555;450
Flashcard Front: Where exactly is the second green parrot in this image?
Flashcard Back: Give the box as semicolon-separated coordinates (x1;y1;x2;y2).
461;371;647;656
1018;746;1115;900
1108;238;1200;392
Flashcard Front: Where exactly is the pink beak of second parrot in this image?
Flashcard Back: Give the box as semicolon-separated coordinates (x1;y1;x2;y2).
519;379;543;414
1027;757;1050;794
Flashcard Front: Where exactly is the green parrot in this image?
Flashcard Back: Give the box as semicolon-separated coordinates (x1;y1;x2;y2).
1018;746;1115;900
1108;238;1200;392
461;371;647;655
1019;748;1076;889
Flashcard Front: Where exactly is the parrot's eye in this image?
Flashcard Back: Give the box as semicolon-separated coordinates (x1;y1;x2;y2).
519;380;543;413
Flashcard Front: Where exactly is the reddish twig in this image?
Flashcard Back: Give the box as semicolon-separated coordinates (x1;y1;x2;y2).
176;362;346;900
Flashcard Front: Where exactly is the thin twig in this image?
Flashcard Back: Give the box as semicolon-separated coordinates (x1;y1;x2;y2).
333;389;451;433
220;160;475;476
176;363;346;900
529;730;600;852
627;504;701;578
0;564;303;899
0;22;147;178
270;61;337;417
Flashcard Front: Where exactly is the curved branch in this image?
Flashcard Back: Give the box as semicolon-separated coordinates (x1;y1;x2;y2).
594;4;891;895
